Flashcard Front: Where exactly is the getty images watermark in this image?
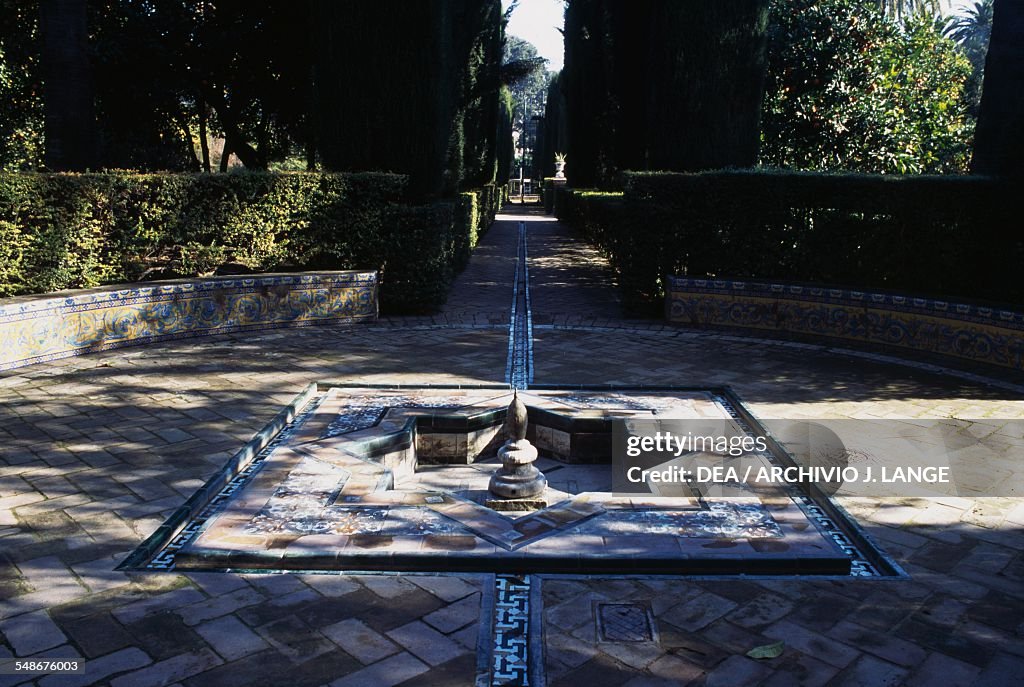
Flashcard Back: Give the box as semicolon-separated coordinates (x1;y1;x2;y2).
611;418;1023;498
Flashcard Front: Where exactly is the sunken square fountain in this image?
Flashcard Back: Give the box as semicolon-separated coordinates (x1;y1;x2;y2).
124;384;896;576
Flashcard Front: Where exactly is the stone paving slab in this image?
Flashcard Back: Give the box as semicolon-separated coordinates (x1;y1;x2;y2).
1;205;1022;685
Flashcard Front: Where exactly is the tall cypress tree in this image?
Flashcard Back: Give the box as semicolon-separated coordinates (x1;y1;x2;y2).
497;86;515;184
972;0;1024;178
40;0;97;171
459;1;503;187
563;0;614;187
313;1;454;198
970;0;1023;301
312;0;503;198
608;0;653;177
563;0;771;184
644;1;771;172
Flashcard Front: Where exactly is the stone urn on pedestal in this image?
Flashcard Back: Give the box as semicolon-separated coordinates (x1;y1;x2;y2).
554;152;567;180
486;392;547;510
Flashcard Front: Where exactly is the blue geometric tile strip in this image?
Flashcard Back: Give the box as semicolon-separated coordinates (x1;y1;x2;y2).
0;270;378;371
491;574;533;686
506;221;534;390
490;220;538;687
667;276;1024;371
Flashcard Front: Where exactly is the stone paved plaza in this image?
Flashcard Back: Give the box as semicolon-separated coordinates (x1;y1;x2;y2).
2;205;1024;686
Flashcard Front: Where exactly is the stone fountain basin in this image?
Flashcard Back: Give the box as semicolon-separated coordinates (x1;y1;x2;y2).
173;387;852;575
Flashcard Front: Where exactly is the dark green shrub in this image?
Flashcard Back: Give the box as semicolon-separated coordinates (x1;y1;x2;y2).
456;192;479;273
380;202;457;312
558;170;1022;307
0;171;501;311
452;182;504;274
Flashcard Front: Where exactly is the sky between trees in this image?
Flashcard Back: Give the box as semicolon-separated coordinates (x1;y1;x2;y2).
506;0;984;75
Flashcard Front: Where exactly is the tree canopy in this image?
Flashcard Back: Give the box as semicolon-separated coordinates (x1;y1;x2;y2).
502;35;550;182
1;0;314;172
872;0;941;20
0;0;43;170
0;0;1016;185
945;0;994;115
761;0;975;174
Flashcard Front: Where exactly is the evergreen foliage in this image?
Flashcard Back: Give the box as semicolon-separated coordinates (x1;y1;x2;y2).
497;86;516;184
562;0;771;187
0;171;504;311
539;73;567;181
762;0;975;174
972;0;1024;178
562;0;613;187
461;1;505;188
944;0;993;115
312;1;455;198
557;171;1021;307
645;1;771;172
312;0;505;199
0;0;43;170
40;0;97;171
871;0;941;20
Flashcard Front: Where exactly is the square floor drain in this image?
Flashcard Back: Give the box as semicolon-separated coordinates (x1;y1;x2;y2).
596;603;656;643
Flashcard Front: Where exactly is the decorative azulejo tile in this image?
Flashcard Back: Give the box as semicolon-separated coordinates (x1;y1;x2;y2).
140;387;857;576
0;271;378;371
667;276;1024;371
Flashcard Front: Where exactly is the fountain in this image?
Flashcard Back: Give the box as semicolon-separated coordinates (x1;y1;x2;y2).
486;392;548;510
131;384;889;577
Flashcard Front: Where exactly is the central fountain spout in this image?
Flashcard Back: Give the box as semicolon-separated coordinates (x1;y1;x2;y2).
486;392;548;510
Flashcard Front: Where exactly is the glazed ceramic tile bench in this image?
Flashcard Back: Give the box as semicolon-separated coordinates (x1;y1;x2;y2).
0;271;378;372
667;276;1024;374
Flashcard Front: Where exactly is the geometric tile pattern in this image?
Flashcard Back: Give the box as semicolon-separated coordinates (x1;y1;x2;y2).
667;276;1024;372
323;395;471;438
491;575;532;686
0;270;378;371
159;387;851;575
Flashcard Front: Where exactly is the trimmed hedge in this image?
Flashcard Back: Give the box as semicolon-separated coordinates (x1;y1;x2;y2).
558;170;1022;308
0;172;505;313
456;183;505;270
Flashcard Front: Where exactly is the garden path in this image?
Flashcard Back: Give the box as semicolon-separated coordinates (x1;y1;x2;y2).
1;203;1022;686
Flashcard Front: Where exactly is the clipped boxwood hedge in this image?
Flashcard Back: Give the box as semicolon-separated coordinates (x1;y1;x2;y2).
557;170;1022;308
0;172;504;313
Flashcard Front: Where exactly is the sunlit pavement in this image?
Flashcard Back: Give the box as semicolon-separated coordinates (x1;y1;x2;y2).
1;206;1022;686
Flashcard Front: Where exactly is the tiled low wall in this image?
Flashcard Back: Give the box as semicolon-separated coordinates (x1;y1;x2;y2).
667;276;1024;373
0;271;378;372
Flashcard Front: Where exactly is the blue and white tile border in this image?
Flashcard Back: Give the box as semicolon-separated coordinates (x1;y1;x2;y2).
667;276;1024;373
0;270;378;372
